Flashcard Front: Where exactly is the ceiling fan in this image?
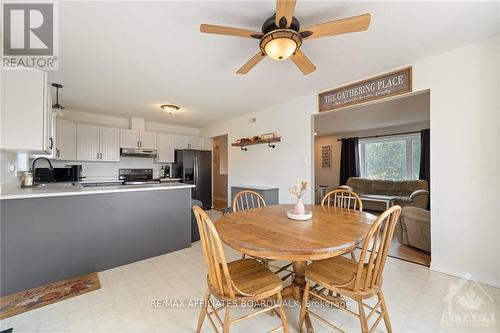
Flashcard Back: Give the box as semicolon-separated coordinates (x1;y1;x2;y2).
200;0;371;75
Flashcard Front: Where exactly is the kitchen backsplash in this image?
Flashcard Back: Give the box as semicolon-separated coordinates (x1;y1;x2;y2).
0;151;19;185
48;157;171;180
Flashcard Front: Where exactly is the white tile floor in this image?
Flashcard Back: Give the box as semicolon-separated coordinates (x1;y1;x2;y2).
1;212;499;333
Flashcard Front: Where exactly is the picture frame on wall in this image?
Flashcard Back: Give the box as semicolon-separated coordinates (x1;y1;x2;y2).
321;145;332;169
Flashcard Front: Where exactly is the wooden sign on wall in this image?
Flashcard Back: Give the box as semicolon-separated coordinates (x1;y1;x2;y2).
318;67;412;112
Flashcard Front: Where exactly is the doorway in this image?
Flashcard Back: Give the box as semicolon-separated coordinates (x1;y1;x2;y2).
312;90;431;267
212;134;228;211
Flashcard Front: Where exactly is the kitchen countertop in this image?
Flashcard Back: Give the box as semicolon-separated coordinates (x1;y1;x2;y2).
0;182;195;200
79;177;181;184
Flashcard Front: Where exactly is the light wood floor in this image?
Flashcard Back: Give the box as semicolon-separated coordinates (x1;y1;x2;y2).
389;236;431;267
364;210;431;267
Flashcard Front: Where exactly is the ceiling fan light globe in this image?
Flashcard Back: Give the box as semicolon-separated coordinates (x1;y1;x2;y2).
264;38;297;61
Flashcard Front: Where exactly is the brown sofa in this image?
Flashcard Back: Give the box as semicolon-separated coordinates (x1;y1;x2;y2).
344;177;429;212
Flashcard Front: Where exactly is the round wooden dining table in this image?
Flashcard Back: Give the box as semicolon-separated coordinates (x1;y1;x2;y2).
216;204;376;332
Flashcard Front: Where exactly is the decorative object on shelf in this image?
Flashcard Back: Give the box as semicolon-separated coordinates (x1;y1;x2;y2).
288;181;310;220
236;137;252;144
161;104;180;114
260;132;278;140
321;144;332;169
232;136;281;151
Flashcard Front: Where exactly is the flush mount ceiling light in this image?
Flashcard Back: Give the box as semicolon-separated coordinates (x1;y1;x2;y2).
260;29;301;61
161;104;180;115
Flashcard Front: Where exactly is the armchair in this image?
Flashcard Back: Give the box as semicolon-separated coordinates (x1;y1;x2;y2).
397;206;431;252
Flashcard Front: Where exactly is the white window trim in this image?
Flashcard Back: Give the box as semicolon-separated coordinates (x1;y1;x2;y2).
358;133;420;180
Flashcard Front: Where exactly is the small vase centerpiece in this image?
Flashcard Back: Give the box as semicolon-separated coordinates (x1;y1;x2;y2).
287;181;312;221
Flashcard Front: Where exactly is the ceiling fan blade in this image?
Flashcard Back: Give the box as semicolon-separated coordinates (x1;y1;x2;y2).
236;52;266;74
275;0;296;28
290;49;316;75
300;13;371;40
200;24;263;39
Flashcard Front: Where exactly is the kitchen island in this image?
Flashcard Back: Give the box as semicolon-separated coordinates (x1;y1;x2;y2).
0;182;195;296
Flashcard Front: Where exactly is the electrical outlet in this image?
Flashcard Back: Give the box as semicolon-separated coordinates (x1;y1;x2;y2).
8;161;17;176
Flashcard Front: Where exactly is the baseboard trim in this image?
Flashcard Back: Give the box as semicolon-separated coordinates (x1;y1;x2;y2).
430;262;500;289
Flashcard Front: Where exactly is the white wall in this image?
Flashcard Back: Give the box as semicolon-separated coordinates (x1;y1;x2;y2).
411;37;500;287
201;36;500;288
201;94;316;204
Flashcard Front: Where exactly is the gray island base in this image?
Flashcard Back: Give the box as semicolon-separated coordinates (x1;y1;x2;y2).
1;186;192;296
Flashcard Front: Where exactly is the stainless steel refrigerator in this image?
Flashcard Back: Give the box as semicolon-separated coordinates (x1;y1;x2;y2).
174;149;212;209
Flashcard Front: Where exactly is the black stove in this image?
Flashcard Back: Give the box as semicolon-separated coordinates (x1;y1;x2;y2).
118;169;160;185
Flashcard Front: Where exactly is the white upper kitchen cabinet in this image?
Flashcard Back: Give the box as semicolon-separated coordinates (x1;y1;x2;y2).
78;124;119;161
187;136;203;150
156;133;175;163
99;127;120;161
174;135;203;150
173;135;189;149
1;68;53;153
55;119;77;160
77;124;100;161
120;129;140;148
140;131;157;149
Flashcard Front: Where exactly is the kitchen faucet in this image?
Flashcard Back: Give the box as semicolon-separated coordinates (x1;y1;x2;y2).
31;157;54;185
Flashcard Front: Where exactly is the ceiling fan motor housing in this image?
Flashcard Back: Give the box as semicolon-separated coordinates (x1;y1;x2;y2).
262;14;300;34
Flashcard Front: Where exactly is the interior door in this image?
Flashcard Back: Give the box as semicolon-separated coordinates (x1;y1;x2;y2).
100;127;120;161
77;124;99;160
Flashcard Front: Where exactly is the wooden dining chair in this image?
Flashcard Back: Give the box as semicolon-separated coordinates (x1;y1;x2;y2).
298;205;402;333
232;190;293;282
321;189;363;211
322;189;363;260
232;190;266;211
193;206;289;333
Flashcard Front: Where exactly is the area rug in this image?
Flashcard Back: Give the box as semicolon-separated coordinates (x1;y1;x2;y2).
0;272;100;319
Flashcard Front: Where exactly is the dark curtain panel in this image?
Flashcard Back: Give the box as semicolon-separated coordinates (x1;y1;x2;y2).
419;129;430;184
339;138;360;185
419;129;430;209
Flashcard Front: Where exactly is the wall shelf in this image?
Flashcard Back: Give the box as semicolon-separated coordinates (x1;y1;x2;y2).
231;137;281;151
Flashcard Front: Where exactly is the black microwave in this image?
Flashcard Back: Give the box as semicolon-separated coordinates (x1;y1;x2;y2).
34;167;80;182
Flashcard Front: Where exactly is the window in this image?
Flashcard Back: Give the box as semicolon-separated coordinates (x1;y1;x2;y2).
359;133;421;180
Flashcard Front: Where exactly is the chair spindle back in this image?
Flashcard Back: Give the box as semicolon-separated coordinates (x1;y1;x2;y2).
232;190;266;212
354;205;401;292
321;189;363;211
192;205;235;298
